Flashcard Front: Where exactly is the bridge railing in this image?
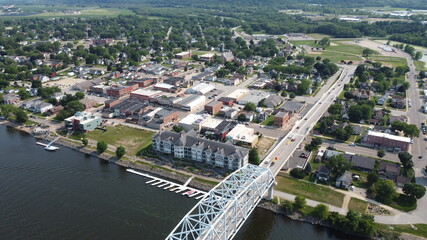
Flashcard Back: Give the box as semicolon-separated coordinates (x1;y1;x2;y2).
166;164;275;240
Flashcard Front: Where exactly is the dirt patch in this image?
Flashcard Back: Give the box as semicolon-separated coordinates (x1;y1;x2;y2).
329;42;338;46
257;137;276;158
308;52;322;55
45;77;86;89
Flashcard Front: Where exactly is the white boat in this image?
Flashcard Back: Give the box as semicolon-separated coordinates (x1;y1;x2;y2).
45;145;60;151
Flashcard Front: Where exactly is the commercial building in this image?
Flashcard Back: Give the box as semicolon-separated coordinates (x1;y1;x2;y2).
226;124;258;147
237;91;270;105
106;84;138;98
273;110;294;128
130;89;163;101
218;97;235;106
64;112;102;132
185;83;215;95
199;53;216;62
175;51;191;59
204;101;223;115
200;118;223;131
226;89;249;101
154;83;180;93
129;77;158;87
176;95;206;112
90;84;109;94
152;130;249;170
108;98;148;117
364;131;410;151
179;114;210;132
141;108;179;130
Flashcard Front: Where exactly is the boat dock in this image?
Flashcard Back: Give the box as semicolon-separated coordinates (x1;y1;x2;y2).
126;169;207;199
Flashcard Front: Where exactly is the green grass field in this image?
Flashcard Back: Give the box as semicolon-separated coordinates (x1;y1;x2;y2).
305;41;376;63
348;198;368;213
275;175;345;207
86;125;155;156
367;55;408;68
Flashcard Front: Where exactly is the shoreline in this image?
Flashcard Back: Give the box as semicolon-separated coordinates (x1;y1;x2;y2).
1;121;425;240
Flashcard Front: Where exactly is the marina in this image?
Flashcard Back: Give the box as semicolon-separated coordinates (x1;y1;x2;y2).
126;169;208;199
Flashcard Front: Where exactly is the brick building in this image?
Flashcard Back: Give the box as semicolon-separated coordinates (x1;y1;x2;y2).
364;131;410;151
273;111;293;128
106;84;138;98
204;101;223;115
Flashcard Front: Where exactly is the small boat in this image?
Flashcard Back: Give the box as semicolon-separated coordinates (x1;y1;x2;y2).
45;145;60;151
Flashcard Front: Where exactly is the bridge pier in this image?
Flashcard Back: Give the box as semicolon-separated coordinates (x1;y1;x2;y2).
266;181;277;200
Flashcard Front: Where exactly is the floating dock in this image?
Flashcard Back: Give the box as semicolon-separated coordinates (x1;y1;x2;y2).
126;169;207;199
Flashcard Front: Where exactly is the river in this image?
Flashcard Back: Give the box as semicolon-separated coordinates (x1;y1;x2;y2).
0;125;358;240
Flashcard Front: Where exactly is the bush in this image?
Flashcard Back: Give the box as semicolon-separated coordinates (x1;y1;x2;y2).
290;168;307;179
294;196;306;210
282;200;295;213
311;204;329;221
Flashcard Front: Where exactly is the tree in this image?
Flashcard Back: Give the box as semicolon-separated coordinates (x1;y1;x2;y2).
97;141;108;153
243;102;256;112
318;37;330;48
215;68;229;78
290;168;306;179
398;152;413;169
116;146;126;159
305;162;312;173
296;79;310;95
289;93;296;99
414;51;423;60
367;172;379;187
249;148;260;165
281;91;287;97
403;183;426;200
371;180;397;204
81;138;88;147
362;48;374;57
293;196;306;210
18;89;31;100
75;91;85;100
14;109;28;124
328;103;343;115
172;125;184;133
327;155;351;176
237;114;247;122
311;137;323;147
377;149;385;158
311;204;329;220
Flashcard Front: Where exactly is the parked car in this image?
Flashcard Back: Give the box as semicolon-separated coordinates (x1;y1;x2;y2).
327;146;336;150
348;143;355;147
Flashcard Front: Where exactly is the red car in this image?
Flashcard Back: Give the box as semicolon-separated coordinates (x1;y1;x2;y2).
291;138;296;142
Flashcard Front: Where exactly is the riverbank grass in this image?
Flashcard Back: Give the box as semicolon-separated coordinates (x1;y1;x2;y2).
86;125;155;156
380;224;427;239
275;175;344;207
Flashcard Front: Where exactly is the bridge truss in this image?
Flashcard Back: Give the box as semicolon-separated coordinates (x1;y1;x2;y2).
166;164;275;240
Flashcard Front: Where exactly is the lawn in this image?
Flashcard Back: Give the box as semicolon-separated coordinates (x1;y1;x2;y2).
367;55;408;68
386;224;427;238
261;115;275;126
291;40;318;47
308;49;362;63
275;175;345;207
414;60;427;71
348;198;368;213
86;125;155;156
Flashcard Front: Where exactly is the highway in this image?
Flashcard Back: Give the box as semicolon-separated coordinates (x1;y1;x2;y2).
262;65;357;175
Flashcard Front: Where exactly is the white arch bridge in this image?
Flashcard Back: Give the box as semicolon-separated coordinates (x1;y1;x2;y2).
166;164;275;240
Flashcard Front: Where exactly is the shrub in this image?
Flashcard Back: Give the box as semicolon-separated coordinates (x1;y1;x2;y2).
290;168;306;179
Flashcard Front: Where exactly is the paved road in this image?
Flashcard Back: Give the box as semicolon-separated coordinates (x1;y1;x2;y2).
263;65;357;175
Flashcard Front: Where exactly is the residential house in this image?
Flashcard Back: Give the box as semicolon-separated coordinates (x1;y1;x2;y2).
336;171;353;189
349;154;376;172
390;96;406;109
264;95;283;108
316;165;330;181
378;162;401;180
3;93;20;104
